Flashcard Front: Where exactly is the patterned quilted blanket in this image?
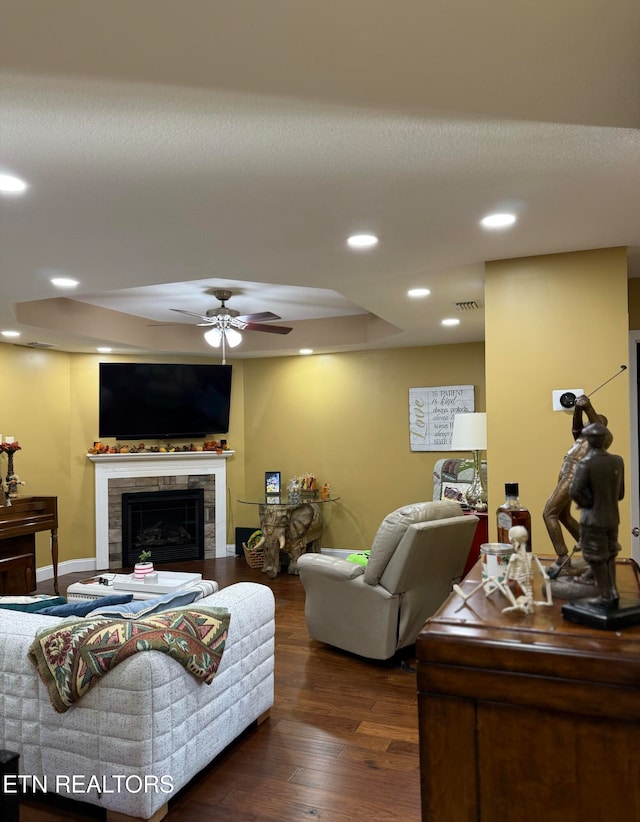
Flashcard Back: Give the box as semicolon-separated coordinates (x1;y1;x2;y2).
28;607;230;713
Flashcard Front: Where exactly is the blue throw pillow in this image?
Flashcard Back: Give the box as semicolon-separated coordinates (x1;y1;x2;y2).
38;594;134;617
86;588;200;619
0;595;67;612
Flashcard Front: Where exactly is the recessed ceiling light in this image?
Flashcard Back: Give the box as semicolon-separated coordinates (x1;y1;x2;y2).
50;277;79;288
480;213;517;229
0;174;28;194
299;348;314;356
1;330;21;337
347;233;379;249
441;318;460;327
96;347;112;353
408;288;431;298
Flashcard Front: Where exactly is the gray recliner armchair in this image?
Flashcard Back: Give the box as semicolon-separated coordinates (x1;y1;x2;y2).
297;500;478;660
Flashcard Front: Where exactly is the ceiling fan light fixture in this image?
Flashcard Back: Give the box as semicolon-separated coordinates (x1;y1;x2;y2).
225;328;243;348
203;327;223;348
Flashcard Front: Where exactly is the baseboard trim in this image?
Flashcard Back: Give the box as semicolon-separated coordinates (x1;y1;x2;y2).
36;557;97;583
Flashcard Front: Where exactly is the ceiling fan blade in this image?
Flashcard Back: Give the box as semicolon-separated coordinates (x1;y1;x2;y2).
235;311;281;323
147;321;214;328
165;304;290;334
242;322;293;335
170;308;213;323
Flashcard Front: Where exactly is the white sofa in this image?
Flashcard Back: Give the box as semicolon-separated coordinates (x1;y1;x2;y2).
0;581;275;821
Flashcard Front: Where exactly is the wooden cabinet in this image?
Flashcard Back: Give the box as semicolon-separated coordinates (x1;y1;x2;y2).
417;558;640;822
0;497;59;595
461;511;488;578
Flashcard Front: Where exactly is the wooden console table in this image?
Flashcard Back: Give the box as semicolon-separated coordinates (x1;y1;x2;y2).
417;557;640;822
0;497;59;596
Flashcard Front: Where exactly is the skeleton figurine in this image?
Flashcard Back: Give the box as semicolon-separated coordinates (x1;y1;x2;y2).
452;559;511;604
500;525;553;614
453;525;553;614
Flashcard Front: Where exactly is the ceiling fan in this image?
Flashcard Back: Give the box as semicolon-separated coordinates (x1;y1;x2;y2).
166;289;293;362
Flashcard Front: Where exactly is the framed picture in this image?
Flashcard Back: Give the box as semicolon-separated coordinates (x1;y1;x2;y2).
409;384;475;451
440;481;471;506
265;471;281;496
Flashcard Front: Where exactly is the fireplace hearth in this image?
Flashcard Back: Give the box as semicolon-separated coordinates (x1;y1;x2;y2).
122;489;205;566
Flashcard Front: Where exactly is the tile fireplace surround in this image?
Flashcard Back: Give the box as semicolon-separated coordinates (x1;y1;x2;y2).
87;451;233;568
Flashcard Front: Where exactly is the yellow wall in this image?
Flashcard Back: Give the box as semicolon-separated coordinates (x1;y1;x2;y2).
0;347;248;569
238;344;485;551
485;247;630;553
0;345;76;567
0;341;485;569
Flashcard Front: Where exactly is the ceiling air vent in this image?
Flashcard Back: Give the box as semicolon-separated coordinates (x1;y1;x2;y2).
26;341;56;349
455;301;480;311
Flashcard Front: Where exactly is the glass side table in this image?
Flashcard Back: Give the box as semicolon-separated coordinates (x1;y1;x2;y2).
238;496;340;577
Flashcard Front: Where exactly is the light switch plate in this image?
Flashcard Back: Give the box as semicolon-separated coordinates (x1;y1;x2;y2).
552;389;584;411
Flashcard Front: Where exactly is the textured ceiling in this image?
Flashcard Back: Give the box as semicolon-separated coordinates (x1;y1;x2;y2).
1;1;639;358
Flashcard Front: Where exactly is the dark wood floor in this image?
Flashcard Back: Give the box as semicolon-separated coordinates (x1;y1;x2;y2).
20;556;421;821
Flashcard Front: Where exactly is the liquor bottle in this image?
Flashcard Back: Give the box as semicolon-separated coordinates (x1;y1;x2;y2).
496;482;532;550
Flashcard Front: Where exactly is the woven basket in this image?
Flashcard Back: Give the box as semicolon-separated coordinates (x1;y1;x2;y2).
243;529;265;569
243;544;265;569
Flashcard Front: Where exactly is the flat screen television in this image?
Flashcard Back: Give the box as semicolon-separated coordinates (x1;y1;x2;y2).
99;363;232;440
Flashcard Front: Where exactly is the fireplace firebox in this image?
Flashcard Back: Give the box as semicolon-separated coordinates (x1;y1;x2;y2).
122;489;205;566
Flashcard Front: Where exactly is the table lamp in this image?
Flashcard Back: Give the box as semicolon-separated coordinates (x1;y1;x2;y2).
450;412;487;511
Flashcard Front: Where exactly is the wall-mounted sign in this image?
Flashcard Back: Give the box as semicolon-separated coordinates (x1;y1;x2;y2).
409;385;475;451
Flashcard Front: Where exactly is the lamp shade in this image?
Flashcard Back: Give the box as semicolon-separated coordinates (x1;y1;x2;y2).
225;327;243;348
203;326;243;349
451;412;487;451
203;328;222;348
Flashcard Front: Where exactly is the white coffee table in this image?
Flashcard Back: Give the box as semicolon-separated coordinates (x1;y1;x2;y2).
67;571;203;601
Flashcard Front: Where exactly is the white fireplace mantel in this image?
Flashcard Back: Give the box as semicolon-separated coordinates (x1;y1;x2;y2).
88;451;234;568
